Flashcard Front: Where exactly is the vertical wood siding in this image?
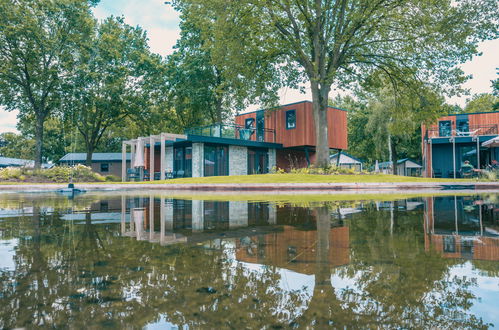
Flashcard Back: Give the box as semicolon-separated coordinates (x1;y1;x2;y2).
235;101;348;149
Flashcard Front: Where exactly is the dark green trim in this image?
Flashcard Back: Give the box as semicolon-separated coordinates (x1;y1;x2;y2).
186;134;283;149
430;135;496;144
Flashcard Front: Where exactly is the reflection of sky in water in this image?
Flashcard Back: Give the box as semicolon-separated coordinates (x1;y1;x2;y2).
331;262;499;326
450;262;499;326
0;238;18;271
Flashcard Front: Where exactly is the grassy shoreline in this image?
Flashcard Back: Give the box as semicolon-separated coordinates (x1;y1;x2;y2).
0;173;478;185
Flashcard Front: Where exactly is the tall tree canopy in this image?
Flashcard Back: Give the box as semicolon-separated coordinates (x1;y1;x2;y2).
171;0;498;167
64;16;162;165
463;93;499;113
0;0;96;168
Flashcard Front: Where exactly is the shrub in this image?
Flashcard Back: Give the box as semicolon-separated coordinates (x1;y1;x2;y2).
105;175;121;182
0;167;23;180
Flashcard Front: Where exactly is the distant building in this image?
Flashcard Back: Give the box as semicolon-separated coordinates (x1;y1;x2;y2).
378;158;423;176
330;152;363;171
0;156;34;168
422;111;499;178
59;153;131;177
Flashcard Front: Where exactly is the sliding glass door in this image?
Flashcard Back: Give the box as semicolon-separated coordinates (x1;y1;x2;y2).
204;145;229;176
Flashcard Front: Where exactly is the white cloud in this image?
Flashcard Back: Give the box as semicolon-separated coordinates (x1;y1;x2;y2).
93;0;181;56
0;108;19;134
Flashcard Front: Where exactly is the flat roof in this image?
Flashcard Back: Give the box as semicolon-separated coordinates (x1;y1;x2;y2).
236;100;349;116
59;153;131;162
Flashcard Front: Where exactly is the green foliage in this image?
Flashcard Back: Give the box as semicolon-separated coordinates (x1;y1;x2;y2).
0;164;105;182
63;16;162;165
464;93;499;113
0;132;35;159
0;0;95;167
165;11;235;128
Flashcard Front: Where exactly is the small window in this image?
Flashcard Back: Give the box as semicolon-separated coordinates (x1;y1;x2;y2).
100;163;109;173
245;118;255;129
456;119;469;133
438;120;452;137
286;110;296;129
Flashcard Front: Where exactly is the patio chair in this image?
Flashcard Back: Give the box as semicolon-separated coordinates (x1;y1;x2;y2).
433;169;442;178
460;166;474;179
143;169;150;181
176;170;185;178
127;168;139;181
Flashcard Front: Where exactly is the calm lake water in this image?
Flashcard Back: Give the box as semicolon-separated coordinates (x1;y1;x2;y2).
0;192;498;328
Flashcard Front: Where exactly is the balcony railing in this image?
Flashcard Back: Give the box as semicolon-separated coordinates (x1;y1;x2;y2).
426;124;498;139
185;124;277;143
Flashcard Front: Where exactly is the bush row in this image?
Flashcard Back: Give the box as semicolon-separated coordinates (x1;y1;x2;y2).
0;165;120;182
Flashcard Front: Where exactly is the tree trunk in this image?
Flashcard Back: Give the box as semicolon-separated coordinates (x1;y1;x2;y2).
85;144;94;167
311;82;331;168
391;136;399;176
34;113;44;169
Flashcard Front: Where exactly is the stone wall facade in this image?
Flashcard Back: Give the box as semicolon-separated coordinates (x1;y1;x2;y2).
229;145;248;176
192;143;204;177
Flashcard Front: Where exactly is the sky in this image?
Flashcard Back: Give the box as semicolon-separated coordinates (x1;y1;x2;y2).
0;0;498;134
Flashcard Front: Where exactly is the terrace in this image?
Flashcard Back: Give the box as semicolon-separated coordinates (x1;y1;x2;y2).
426;123;498;139
185;123;277;143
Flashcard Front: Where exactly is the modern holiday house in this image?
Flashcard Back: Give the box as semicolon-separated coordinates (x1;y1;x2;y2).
422;111;499;178
121;101;348;181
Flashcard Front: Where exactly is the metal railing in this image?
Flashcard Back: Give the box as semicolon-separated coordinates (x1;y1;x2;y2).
426;124;498;139
185;123;276;143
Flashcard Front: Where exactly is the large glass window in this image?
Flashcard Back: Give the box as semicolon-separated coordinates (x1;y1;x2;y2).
204;145;228;176
459;145;478;168
248;148;269;174
438;120;452;137
286;110;296;129
174;146;192;177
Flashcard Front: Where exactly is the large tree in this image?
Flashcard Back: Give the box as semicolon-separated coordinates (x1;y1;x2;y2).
0;0;96;168
65;17;161;166
171;0;498;167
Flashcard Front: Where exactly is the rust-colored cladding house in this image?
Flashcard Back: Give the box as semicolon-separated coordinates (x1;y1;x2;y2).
421;111;499;178
235;101;348;170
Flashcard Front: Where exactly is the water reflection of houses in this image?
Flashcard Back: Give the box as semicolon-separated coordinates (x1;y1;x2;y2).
424;196;499;261
120;197;350;274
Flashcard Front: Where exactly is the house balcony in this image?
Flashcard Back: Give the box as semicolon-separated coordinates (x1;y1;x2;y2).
426;124;498;139
185;123;277;143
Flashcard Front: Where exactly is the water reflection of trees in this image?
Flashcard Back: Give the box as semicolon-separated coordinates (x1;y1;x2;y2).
0;197;493;328
322;203;489;329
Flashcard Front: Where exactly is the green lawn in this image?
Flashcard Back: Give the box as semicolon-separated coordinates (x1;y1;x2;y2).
124;173;470;184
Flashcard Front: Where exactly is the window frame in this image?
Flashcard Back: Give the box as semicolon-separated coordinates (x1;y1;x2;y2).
285;109;296;130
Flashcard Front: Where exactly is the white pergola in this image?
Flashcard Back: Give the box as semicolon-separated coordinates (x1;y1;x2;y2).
122;133;187;181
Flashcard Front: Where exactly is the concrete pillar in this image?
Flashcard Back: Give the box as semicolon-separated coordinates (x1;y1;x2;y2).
192;200;204;232
149;137;155;181
229;201;248;229
229;146;248;176
268;203;277;225
149;196;154;241
122;142;127;181
121;195;126;234
165;146;174;173
192;143;204;177
268;148;277;172
165;199;174;231
160;134;166;180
